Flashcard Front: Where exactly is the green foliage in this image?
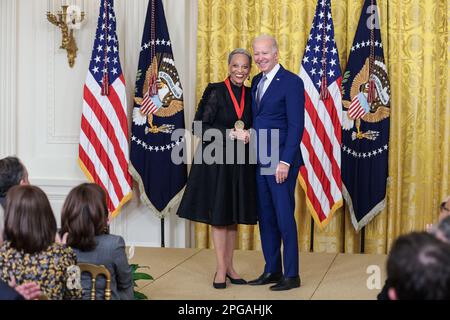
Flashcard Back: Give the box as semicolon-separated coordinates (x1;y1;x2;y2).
131;264;153;300
341;70;351;96
135;69;143;94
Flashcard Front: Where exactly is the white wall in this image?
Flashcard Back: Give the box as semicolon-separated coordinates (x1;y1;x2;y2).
0;0;198;248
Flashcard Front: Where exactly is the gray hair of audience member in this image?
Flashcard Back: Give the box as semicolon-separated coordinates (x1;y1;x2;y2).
434;215;450;244
228;48;252;66
252;34;278;53
0;157;26;197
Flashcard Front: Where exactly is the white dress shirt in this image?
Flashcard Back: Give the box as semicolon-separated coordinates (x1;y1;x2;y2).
258;63;280;99
258;64;291;168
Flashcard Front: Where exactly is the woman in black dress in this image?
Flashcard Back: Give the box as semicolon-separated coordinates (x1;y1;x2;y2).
177;48;256;289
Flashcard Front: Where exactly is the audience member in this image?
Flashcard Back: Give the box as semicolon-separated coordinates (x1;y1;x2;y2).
433;215;450;244
386;232;450;300
60;183;133;300
439;196;450;222
0;156;29;244
0;185;82;300
426;195;450;232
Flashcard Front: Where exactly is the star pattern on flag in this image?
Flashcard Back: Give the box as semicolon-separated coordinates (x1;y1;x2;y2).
350;40;383;52
140;38;172;51
342;144;388;159
131;135;185;152
302;0;341;91
89;1;121;86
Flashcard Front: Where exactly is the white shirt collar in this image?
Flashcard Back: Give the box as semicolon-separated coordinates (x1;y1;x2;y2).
263;63;280;83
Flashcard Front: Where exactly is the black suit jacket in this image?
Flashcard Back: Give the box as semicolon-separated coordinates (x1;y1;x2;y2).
0;279;23;300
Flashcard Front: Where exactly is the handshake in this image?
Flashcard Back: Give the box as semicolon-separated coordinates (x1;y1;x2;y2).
229;128;250;144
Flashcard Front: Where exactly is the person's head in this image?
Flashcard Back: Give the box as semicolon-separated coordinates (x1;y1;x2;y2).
434;215;450;244
60;183;109;251
252;34;279;74
0;156;29;198
4;185;56;254
387;232;450;300
227;48;251;87
439;196;450;221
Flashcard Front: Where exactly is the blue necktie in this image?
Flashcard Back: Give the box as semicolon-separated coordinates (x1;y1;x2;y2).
256;75;267;107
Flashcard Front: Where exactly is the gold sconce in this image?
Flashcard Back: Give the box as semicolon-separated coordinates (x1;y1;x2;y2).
47;1;85;68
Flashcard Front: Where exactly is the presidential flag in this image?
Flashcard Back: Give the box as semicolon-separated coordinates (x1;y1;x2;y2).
79;0;132;217
130;0;187;217
341;0;391;231
298;0;343;229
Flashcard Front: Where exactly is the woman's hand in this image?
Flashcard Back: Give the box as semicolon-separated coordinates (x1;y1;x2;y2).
8;275;42;300
230;129;250;144
55;232;69;245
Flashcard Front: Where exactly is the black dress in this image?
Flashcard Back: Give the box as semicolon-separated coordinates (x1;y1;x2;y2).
176;81;257;226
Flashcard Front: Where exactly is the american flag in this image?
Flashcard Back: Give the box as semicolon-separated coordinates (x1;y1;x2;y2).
78;0;132;217
298;0;343;229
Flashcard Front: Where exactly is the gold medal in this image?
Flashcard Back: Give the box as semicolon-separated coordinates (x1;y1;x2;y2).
224;78;246;131
234;120;245;130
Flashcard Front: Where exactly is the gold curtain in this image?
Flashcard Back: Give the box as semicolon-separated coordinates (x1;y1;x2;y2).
194;0;450;254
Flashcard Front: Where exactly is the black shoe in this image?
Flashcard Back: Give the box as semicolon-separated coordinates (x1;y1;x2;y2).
226;274;247;285
213;273;226;289
248;272;283;285
269;276;301;291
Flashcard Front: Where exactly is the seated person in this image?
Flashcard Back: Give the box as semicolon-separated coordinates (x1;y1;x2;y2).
379;199;450;300
60;183;133;300
0;156;29;244
386;232;450;300
433;215;450;244
426;195;450;232
0;185;82;300
439;196;450;221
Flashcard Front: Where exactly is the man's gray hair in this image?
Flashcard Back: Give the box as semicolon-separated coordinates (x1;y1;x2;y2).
228;48;252;65
252;34;278;53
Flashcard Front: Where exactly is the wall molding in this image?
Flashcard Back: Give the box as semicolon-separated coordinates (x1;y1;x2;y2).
0;0;17;157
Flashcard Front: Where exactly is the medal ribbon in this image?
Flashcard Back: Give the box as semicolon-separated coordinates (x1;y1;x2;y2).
224;78;245;120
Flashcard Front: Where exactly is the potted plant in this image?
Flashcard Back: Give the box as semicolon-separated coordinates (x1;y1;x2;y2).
131;264;153;300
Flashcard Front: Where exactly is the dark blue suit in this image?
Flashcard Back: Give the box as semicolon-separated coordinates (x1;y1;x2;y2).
251;65;305;278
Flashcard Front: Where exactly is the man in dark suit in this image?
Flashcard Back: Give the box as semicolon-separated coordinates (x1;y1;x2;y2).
248;35;304;291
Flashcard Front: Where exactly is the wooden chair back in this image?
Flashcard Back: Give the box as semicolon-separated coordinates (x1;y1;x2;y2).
78;263;112;300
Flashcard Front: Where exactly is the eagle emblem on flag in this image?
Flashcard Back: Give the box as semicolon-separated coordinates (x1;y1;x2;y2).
342;57;391;141
132;54;184;135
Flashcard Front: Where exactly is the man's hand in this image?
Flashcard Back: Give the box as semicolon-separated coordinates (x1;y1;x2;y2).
275;162;289;184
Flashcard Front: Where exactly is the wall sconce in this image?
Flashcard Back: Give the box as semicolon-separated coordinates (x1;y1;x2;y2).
46;1;85;68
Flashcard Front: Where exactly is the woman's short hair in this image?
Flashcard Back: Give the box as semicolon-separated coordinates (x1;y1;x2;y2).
0;156;26;197
228;48;252;66
60;183;109;251
4;185;56;253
